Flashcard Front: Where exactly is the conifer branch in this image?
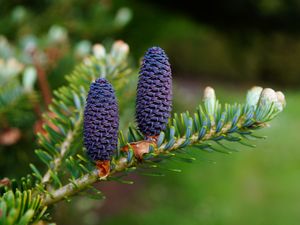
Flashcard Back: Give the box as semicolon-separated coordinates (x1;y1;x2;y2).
1;42;286;224
41;114;83;184
42;169;98;206
41;86;285;206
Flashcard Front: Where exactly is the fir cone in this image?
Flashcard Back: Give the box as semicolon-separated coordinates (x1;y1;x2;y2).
83;78;119;161
136;47;172;137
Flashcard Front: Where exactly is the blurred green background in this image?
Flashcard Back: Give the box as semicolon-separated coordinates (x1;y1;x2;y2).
0;0;299;224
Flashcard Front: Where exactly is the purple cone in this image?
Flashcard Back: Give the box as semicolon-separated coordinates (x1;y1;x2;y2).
136;47;172;137
83;78;119;161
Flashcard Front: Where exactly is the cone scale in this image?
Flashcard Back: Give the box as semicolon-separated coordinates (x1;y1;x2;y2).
83;78;119;162
136;46;172;138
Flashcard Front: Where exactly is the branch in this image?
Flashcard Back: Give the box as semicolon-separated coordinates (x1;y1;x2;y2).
35;62;52;106
31;43;286;215
41;114;83;184
42;169;98;206
42;86;284;206
32;41;131;189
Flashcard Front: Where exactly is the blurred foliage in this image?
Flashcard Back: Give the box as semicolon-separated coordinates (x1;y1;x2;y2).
118;1;300;86
143;0;300;32
0;39;37;127
1;0;300;85
0;0;132;181
0;0;132;42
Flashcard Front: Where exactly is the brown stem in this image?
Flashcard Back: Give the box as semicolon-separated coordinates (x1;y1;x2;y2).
34;62;52;107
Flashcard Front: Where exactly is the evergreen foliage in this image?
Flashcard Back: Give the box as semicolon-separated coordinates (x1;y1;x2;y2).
0;41;285;224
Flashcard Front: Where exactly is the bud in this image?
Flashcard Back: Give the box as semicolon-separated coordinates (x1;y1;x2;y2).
275;91;286;112
246;86;263;107
0;58;24;79
92;44;106;60
258;88;279;112
83;78;119;161
83;57;92;66
75;40;92;58
48;25;68;44
110;40;129;64
23;66;37;92
114;7;132;27
136;47;172;137
203;86;216;115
